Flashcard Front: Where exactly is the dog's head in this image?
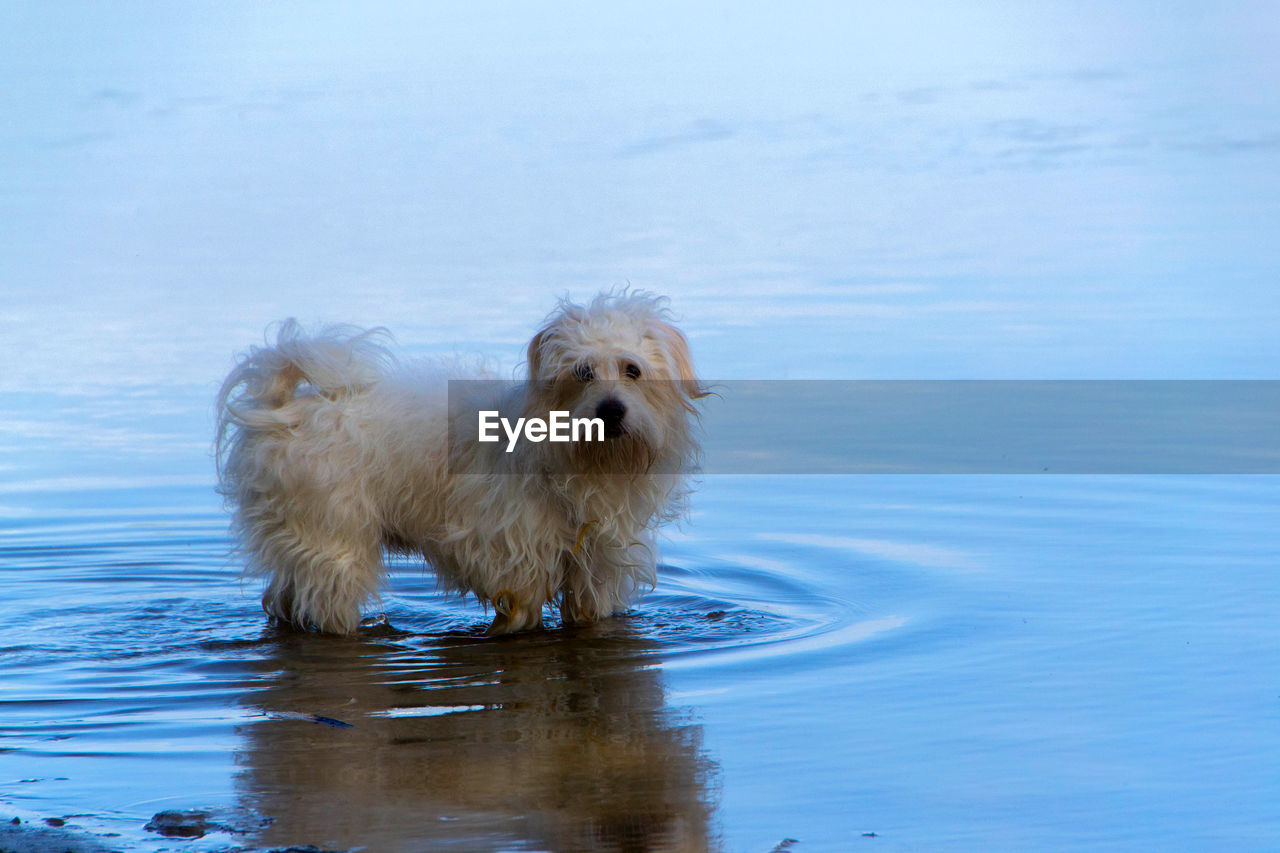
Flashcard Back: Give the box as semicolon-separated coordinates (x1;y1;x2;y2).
524;292;705;473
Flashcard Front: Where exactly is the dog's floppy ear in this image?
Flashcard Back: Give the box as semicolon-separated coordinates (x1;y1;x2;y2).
525;327;550;380
651;319;709;401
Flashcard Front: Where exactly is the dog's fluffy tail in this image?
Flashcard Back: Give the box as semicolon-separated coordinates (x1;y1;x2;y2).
214;319;393;485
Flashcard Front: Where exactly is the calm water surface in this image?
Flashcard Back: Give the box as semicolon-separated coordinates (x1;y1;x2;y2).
3;3;1279;851
3;475;1278;851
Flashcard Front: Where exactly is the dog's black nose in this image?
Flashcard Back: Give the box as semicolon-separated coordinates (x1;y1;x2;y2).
595;398;626;437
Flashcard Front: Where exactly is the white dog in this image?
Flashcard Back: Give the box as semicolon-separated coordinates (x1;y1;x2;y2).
215;293;704;635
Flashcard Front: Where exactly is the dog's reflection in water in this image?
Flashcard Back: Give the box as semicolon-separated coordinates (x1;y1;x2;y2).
236;624;716;852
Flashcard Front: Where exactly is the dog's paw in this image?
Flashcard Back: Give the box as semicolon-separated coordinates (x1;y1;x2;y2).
486;590;544;635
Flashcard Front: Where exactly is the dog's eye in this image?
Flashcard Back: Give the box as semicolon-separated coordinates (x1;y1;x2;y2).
574;363;595;382
624;363;642;380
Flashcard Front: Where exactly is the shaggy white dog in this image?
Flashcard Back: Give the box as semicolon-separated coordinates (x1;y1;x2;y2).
215;293;704;635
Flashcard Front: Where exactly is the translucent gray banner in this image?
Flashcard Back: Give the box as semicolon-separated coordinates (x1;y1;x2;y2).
448;381;1280;474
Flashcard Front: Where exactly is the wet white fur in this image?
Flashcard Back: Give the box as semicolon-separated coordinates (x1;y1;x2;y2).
215;293;703;635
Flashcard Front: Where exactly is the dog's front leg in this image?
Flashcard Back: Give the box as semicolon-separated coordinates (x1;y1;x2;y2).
487;589;545;635
558;587;586;628
557;533;658;628
557;549;619;628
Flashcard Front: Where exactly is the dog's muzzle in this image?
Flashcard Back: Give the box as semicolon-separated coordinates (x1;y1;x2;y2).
595;397;626;438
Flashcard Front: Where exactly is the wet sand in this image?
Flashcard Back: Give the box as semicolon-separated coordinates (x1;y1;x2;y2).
1;819;119;853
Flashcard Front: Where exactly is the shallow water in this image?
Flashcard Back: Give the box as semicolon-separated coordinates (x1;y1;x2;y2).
3;2;1280;851
4;475;1278;851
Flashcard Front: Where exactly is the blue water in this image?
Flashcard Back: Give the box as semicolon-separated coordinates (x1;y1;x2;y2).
2;3;1279;851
